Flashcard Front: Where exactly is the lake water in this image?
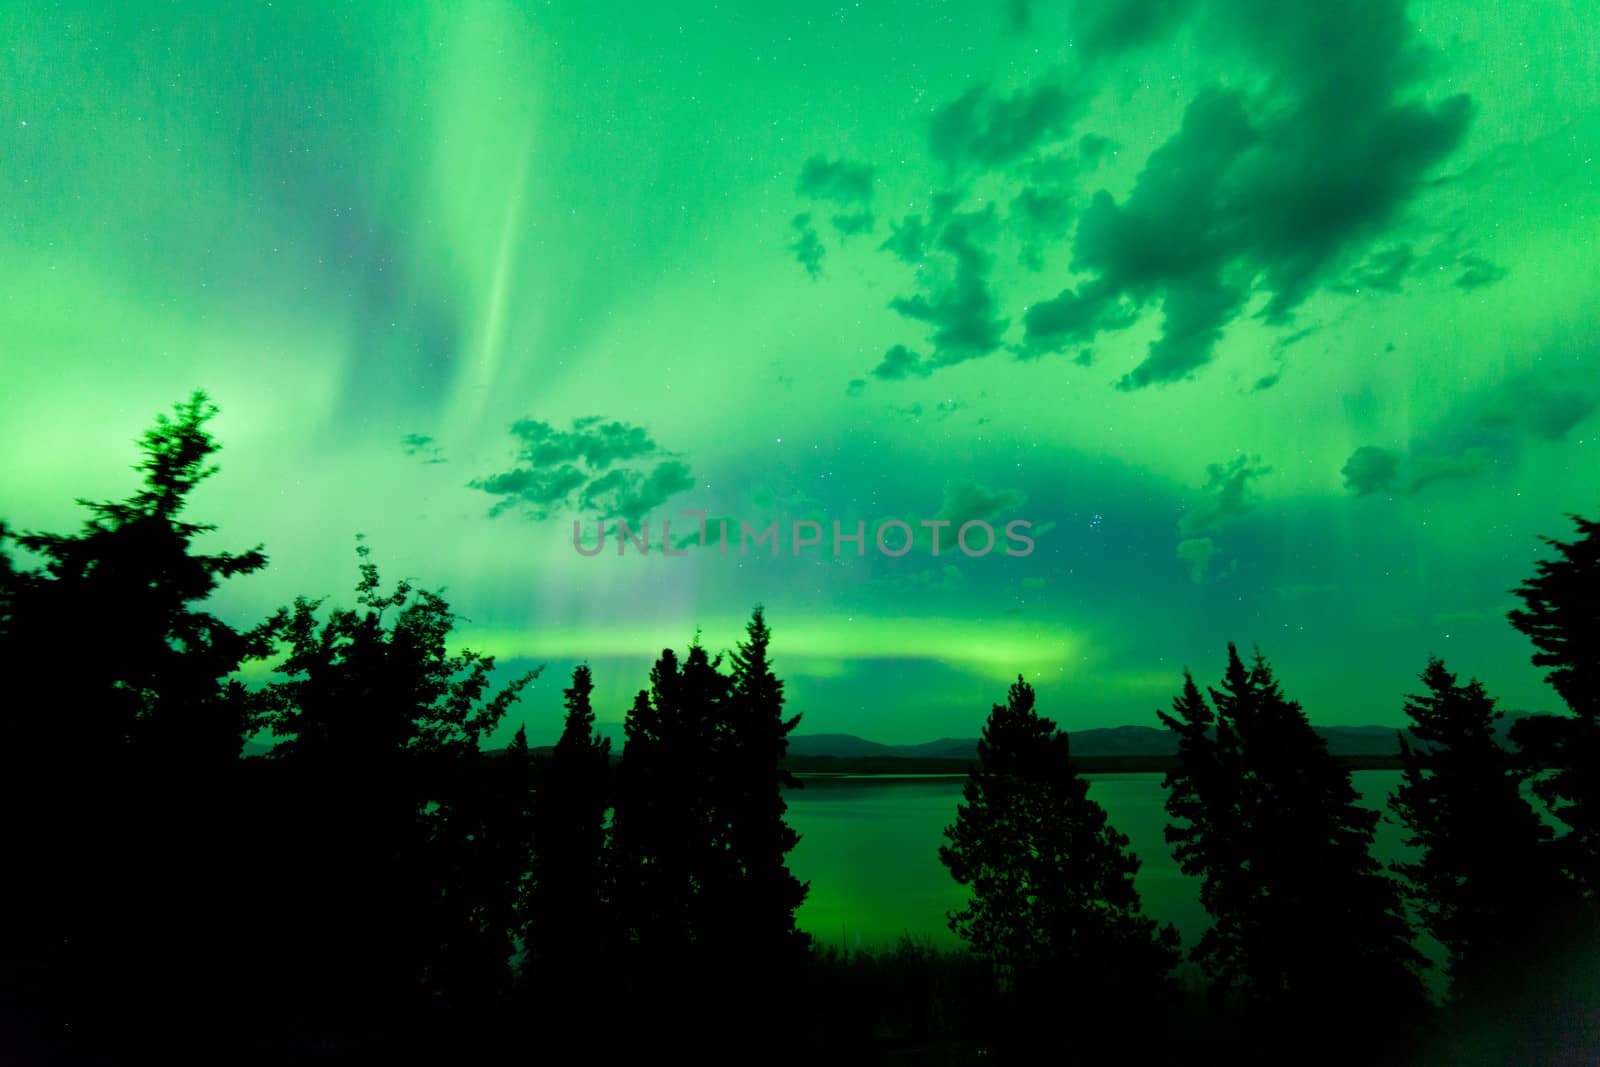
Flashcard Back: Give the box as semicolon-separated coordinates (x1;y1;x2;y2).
786;770;1416;955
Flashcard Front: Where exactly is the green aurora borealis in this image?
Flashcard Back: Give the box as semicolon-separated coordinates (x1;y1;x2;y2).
3;1;1597;743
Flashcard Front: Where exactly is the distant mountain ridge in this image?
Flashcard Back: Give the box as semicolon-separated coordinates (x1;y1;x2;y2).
776;715;1538;761
243;714;1539;760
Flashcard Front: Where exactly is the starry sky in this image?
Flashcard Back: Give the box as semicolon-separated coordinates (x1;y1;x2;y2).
4;1;1597;744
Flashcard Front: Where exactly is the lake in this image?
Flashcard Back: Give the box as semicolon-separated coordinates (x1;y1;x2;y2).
785;770;1417;955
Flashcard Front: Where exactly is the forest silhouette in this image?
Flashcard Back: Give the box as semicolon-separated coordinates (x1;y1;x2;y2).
1;392;1596;1065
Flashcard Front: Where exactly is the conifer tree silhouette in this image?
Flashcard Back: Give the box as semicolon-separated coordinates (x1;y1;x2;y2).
1391;658;1565;988
942;676;1179;1058
0;392;275;1057
607;613;810;1053
523;665;612;1003
4;391;271;763
1507;512;1600;898
1389;657;1582;1062
721;607;810;962
1160;645;1427;1061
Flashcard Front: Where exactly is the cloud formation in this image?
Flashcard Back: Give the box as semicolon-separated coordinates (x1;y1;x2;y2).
1022;28;1473;387
797;0;1484;388
401;432;446;465
798;156;877;238
797;155;875;206
935;480;1026;528
471;417;692;523
1178;453;1272;538
883;204;1010;371
1340;445;1401;496
1340;367;1595;497
789;213;825;280
929;78;1083;171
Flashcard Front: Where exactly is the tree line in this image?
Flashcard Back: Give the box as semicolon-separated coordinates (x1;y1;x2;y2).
936;515;1599;1062
1;392;1595;1064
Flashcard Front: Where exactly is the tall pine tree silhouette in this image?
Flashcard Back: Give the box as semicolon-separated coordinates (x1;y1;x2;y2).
3;391;270;764
1389;657;1582;1062
0;392;274;1056
1160;645;1427;1061
607;613;810;1055
523;665;612;996
942;676;1180;1058
1390;658;1565;990
722;607;809;962
1507;511;1600;897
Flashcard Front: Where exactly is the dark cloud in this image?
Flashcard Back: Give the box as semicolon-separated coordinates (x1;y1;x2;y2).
871;344;933;381
471;464;589;519
1071;0;1200;52
831;211;876;237
1337;439;1497;498
671;513;743;551
578;460;695;524
1178;454;1271;537
890;480;1027;554
1275;325;1320;351
1476;371;1596;441
401;432;446;465
881;214;930;265
802;0;1473;388
1341;368;1592;499
892;399;967;422
1336;245;1415;293
879;192;962;267
1340;445;1401;495
1077;133;1116;164
928;77;1083;171
797;155;875;206
1019;1;1472;388
789;213;824;280
845;378;867;397
1174;453;1266;582
508;417;660;470
936;480;1026;527
1010;187;1074;270
1022;87;1256;377
886;203;1010;367
1455;255;1507;290
473;417;692;523
1407;448;1492;493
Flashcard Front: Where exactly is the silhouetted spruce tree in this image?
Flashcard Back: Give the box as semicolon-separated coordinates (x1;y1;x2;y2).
1507;512;1600;898
609;647;695;961
523;665;611;990
1390;658;1566;989
721;607;809;962
1388;657;1584;1062
3;391;270;764
608;620;812;1054
1160;645;1427;1059
256;541;540;1048
941;676;1180;1057
673;639;737;954
0;392;274;1056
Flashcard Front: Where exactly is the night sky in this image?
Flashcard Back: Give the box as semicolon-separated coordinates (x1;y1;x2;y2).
4;2;1596;743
